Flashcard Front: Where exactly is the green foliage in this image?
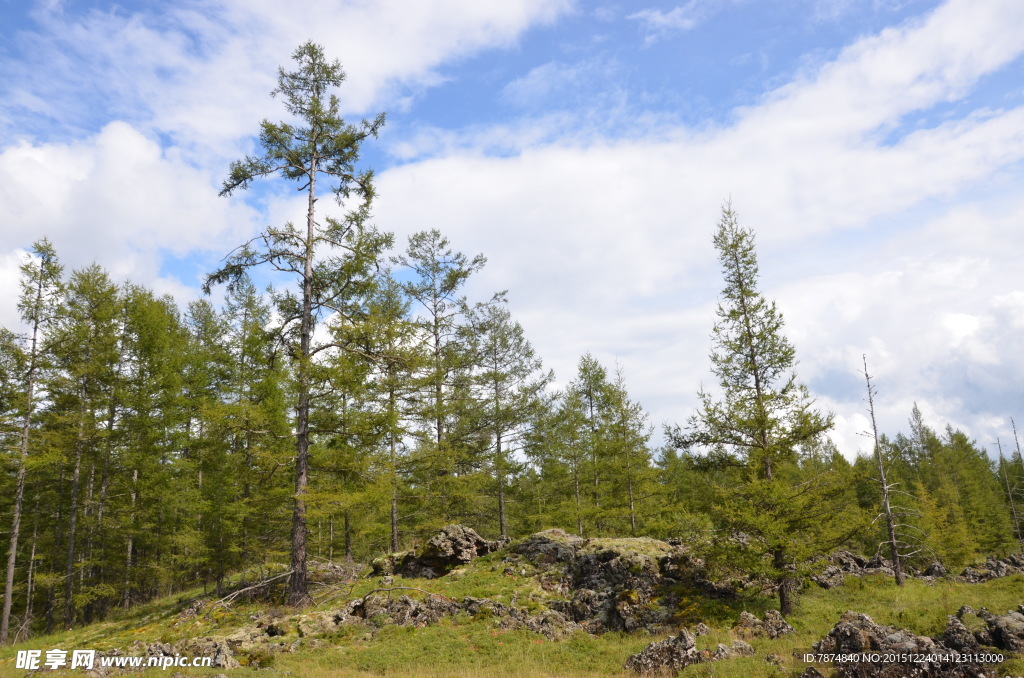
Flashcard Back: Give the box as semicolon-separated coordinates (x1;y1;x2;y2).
679;204;845;614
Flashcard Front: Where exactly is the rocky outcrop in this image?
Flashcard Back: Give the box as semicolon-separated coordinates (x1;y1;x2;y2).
507;531;745;633
813;611;996;677
960;554;1024;583
371;525;508;579
732;609;794;640
812;550;1024;589
955;605;1024;652
940;616;980;653
624;629;705;675
175;637;240;669
981;608;1024;652
624;630;759;675
711;640;755;660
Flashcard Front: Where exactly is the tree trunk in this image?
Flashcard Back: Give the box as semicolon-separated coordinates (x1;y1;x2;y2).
344;511;352;562
123;468;138;609
390;386;400;552
64;388;87;630
573;464;583;537
864;356;905;586
288;151;317;608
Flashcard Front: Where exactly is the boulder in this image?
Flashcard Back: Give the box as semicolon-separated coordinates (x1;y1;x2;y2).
940;616;979;653
175;637;239;670
813;611;995;677
733;610;764;640
711;640;755;660
984;609;1024;651
763;609;795;639
732;609;793;639
624;629;705;675
372;525;508;579
814;564;846;589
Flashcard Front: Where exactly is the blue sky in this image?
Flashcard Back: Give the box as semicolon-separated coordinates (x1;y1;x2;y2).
3;0;1024;458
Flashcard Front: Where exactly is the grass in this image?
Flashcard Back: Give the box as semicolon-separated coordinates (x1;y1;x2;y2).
0;565;1021;677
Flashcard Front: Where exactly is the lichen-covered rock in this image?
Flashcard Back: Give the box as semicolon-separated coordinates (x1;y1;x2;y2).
763;609;795;639
693;622;710;636
813;611;995;677
509;529;583;566
960;556;1023;583
371;525;508;579
941;616;979;653
733;610;764;640
711;640;755;661
814;564;846;589
625;629;705;675
799;668;827;678
985;609;1024;651
296;611;339;637
175;637;239;670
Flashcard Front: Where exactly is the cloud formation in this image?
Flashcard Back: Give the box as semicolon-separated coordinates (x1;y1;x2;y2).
2;0;1023;462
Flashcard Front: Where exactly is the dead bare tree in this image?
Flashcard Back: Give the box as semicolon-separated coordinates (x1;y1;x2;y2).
995;438;1022;544
863;355;906;585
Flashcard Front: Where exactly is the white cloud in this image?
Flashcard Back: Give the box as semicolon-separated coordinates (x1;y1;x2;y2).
372;0;1024;457
3;0;1024;463
628;1;721;43
0;121;258;313
1;0;574;168
0;0;573;322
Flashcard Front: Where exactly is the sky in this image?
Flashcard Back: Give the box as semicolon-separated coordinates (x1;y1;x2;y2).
2;0;1024;460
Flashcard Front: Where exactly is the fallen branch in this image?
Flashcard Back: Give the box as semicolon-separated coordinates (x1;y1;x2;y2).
207;570;294;614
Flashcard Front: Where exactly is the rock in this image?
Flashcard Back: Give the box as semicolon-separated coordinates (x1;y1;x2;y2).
731;609;792;640
296;611;339;637
960;556;1023;583
399;525;508;578
693;622;710;636
625;629;705;675
224;625;266;652
175;637;239;670
765;653;783;665
711;640;755;661
941;616;980;653
813;611;995;677
509;530;583;567
985;609;1024;651
814;564;846;589
763;609;794;639
370;552;409;576
833;550;868;571
799;668;827;678
923;561;948;578
733;610;764;639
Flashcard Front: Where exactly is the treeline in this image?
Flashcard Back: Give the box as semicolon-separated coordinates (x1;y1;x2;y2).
0;232;1020;636
2;41;1022;639
0;233;663;636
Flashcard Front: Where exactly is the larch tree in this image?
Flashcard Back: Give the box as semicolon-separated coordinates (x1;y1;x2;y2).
48;265;121;629
684;203;835;615
205;41;388;605
603;365;654;536
467;303;550;538
2;240;62;644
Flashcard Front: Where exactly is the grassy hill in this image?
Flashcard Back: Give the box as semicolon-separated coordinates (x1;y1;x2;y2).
1;533;1022;677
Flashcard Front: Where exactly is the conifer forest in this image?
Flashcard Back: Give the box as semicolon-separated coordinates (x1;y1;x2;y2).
1;44;1023;664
